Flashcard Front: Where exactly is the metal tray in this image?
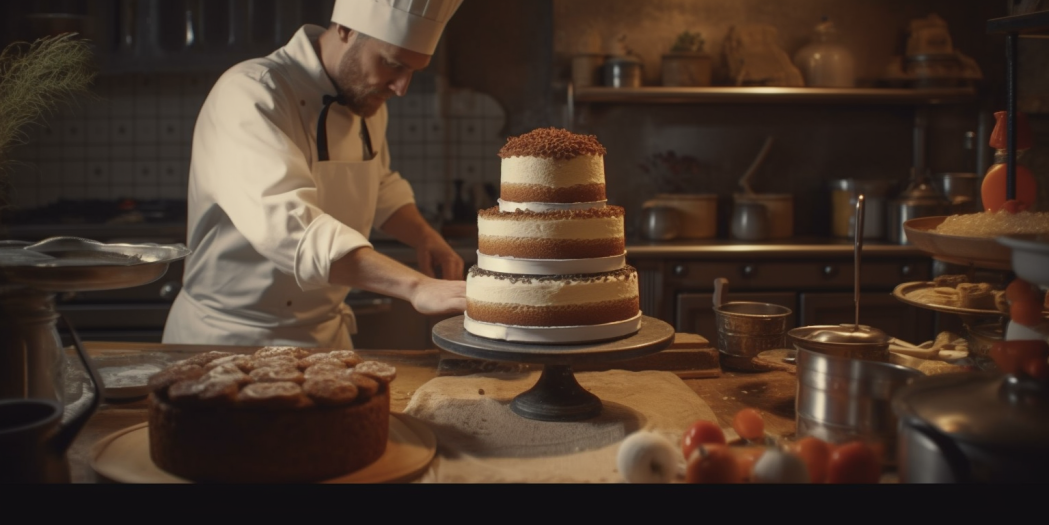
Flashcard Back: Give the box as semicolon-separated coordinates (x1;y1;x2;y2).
0;237;191;292
903;217;1012;270
892;281;1007;317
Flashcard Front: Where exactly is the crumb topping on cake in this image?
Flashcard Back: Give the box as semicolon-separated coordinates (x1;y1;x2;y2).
468;264;637;283
478;205;624;220
498;127;607;159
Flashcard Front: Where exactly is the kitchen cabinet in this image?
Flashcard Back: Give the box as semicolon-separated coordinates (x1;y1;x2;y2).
571;86;978;106
630;243;935;345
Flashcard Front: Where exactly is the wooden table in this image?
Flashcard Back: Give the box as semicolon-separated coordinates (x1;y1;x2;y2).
69;341;799;483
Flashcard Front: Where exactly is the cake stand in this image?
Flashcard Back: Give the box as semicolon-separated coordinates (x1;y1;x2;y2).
431;315;675;422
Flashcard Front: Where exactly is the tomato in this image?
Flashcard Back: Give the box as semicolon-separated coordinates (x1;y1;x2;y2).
1006;279;1040;304
681;420;726;461
826;441;882;484
1011;296;1044;327
732;408;765;442
728;445;767;482
685;445;743;484
1024;355;1049;381
784;436;832;483
992;339;1049;377
981;163;1037;213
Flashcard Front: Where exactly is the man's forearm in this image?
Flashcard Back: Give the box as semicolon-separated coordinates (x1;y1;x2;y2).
328;246;424;301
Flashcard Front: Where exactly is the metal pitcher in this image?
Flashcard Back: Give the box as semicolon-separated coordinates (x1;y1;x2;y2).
0;315;102;483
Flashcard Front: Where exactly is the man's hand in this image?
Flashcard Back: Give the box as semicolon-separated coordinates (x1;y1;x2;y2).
379;204;465;280
410;278;466;315
415;233;464;280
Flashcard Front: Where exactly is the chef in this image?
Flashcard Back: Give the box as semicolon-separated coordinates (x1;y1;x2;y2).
163;0;466;349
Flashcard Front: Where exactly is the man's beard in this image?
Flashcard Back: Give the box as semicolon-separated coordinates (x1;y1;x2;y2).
335;43;388;117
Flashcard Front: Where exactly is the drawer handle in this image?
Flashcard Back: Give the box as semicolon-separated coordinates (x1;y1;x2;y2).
900;264;912;277
740;264;756;278
822;265;838;278
673;264;688;277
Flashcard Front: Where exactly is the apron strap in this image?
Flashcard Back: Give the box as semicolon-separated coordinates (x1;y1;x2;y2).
316;94;375;162
316;94;344;162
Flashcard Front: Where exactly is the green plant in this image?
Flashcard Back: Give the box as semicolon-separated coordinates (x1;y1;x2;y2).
0;33;97;209
670;30;705;53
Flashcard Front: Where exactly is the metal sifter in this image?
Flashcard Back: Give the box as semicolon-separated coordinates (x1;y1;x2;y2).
788;194;893;360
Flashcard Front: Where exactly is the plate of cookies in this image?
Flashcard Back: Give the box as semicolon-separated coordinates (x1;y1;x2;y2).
893;274;1049;318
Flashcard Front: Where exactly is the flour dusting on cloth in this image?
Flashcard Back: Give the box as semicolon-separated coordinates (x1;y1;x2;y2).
403;369;716;483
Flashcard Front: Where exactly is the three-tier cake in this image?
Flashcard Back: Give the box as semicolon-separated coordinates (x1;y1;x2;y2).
464;128;641;343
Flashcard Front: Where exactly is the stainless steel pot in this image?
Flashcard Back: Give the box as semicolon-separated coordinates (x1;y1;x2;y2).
893;373;1049;483
887;173;951;244
604;56;642;88
796;347;922;466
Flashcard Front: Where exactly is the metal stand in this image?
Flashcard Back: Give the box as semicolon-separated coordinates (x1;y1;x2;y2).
431;315;675;422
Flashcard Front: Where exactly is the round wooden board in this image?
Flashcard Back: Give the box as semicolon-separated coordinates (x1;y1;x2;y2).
90;413;436;484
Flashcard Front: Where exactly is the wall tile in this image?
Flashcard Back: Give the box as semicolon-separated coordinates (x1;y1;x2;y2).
62;161;86;186
112;161;135;184
112;119;134;144
134;161;160;185
133;119;159;145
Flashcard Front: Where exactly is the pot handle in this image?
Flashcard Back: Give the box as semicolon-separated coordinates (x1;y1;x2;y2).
909;420;972;483
52;315;103;454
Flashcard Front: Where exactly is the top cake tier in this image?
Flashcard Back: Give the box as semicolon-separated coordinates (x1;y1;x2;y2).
498;128;607;204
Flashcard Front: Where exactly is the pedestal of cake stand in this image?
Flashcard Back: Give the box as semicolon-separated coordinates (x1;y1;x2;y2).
431;315;675;422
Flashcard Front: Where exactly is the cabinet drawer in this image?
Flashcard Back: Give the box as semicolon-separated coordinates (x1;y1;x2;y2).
665;259;930;291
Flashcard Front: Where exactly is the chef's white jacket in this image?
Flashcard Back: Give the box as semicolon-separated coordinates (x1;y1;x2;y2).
163;25;415;349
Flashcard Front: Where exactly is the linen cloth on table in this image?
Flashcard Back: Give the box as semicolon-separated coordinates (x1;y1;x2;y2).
403;369;717;483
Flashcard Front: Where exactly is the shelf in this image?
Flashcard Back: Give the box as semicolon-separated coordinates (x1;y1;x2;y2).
572;86;978;105
987;10;1049;36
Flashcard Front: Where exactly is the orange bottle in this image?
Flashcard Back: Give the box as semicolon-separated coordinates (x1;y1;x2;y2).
981;111;1037;213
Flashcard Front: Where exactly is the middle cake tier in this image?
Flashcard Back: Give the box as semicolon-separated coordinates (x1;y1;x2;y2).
477;205;626;260
466;265;640;327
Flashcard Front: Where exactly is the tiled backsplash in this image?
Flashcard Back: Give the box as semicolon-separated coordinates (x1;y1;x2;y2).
4;71;506;223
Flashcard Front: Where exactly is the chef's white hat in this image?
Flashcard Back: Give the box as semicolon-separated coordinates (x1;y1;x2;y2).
331;0;463;55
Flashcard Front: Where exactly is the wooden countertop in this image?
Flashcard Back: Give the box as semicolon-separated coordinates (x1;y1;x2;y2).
69;340;799;483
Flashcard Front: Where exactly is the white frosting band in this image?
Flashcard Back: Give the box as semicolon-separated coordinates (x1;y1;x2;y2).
466;271;638;307
500;155;604;187
463;312;642;343
476;251;625;275
478;215;623;240
498;199;607;213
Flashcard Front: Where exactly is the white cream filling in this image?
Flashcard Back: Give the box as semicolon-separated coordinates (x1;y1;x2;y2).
501;155;605;187
478;215;623;239
467;272;638;306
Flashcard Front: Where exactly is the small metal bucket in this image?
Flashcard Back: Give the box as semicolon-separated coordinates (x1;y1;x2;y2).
713;301;792;363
